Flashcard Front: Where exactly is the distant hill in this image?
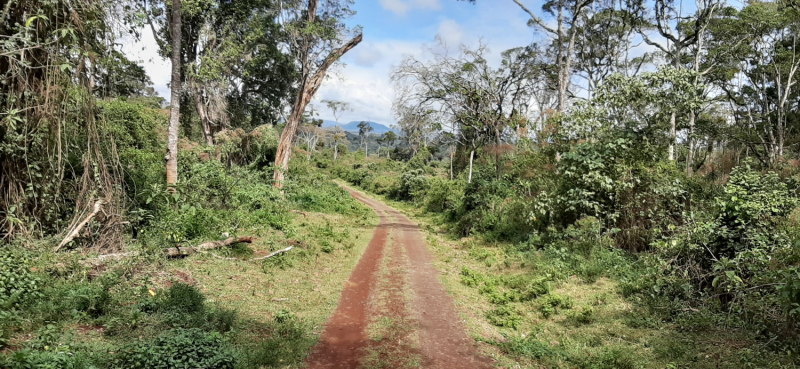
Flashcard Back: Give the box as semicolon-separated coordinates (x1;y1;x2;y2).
321;120;395;134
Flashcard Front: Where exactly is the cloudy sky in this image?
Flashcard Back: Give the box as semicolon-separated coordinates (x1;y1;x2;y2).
123;1;549;127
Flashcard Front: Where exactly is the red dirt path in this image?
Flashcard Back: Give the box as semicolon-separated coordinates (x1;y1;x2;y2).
305;185;492;369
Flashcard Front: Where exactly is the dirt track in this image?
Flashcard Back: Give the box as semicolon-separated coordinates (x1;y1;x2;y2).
305;184;491;369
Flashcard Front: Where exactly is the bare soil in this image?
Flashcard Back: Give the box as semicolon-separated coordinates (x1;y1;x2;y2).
305;185;492;369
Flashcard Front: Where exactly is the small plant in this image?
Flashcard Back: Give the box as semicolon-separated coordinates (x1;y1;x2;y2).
567;305;595;325
160;283;205;314
111;328;235;369
486;306;522;329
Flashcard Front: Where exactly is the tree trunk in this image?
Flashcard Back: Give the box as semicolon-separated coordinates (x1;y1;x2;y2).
190;80;214;146
686;111;695;175
274;89;310;187
273;32;363;187
468;150;475;184
668;112;676;161
334;141;338;161
495;127;501;180
166;0;182;186
450;150;454;180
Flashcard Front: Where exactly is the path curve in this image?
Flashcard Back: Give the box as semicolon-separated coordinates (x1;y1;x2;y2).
305;184;492;369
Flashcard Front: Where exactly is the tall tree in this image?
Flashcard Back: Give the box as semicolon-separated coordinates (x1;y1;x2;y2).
166;0;182;186
322;99;352;127
393;43;540;182
631;0;721;161
273;0;363;187
357;121;373;156
384;131;398;158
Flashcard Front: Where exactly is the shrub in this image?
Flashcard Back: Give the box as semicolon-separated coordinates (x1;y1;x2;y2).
160;283;205;314
486;305;522;329
0;249;43;310
397;169;427;201
111;328;235;369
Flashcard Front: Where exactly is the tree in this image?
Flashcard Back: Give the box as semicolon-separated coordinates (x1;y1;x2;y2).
357;121;373;156
631;0;721;161
707;2;800;166
460;0;595;113
273;0;363;187
393;42;541;182
328;126;347;160
166;0;182;186
137;0;296;145
384;131;398;158
322;100;352;126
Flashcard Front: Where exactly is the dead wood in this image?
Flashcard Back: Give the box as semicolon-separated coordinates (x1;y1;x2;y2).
55;199;106;252
80;236;297;265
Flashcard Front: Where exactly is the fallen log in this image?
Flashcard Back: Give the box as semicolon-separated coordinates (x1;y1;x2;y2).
56;199;106;252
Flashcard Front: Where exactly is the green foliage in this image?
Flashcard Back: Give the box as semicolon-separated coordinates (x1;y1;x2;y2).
161;283;205;314
110;328;235;369
486;305;522;329
397;169;428;201
566;305;595;325
0;249;43;310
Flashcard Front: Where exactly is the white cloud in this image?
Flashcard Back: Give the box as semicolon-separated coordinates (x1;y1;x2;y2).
436;19;463;47
380;0;410;15
380;0;441;16
354;45;384;67
120;28;171;99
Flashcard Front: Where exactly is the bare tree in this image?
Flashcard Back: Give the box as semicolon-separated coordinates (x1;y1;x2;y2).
273;0;363;187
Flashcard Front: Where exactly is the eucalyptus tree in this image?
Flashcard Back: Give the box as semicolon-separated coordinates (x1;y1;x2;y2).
272;0;363;187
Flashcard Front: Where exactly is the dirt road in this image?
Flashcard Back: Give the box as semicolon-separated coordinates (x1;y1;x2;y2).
305;184;491;369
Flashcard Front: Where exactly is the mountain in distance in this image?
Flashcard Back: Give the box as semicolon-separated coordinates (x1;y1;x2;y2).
321;120;395;134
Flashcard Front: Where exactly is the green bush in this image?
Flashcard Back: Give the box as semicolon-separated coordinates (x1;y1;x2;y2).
486;305;522;329
0;249;43;310
160;283;205;314
111;328;235;369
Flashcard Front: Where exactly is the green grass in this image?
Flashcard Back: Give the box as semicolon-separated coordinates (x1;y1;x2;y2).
342;186;799;369
0;170;379;369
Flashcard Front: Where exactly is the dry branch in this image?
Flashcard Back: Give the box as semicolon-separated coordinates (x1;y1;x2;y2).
56;199;106;252
80;236;295;265
251;246;294;261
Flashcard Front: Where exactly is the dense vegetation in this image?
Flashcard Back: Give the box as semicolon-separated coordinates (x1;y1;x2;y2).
4;0;800;367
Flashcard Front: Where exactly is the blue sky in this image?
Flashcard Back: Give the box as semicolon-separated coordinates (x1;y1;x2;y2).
122;1;557;126
313;0;541;125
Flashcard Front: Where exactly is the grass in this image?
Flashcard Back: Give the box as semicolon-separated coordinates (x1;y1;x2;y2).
0;172;380;368
343;188;798;369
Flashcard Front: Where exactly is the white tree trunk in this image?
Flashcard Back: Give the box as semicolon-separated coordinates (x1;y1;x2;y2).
468;150;475;184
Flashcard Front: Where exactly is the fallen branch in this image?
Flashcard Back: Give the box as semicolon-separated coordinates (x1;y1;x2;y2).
164;236;254;257
290;210;307;217
251;246;294;261
80;236;254;265
56;199;106;252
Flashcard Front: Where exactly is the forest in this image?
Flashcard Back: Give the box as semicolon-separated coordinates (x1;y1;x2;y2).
3;0;800;368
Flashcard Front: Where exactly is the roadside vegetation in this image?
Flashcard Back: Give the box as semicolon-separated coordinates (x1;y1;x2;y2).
4;0;800;368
